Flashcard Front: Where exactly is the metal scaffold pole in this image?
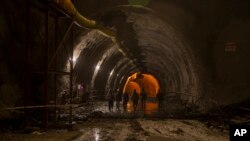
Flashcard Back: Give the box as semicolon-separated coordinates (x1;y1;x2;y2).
53;14;58;123
69;22;74;131
43;1;49;130
25;0;31;128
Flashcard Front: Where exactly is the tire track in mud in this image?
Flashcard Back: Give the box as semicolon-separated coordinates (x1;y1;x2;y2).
103;120;132;141
125;120;149;141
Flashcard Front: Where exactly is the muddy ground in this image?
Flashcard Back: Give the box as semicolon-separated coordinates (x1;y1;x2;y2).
0;118;230;141
1;101;249;141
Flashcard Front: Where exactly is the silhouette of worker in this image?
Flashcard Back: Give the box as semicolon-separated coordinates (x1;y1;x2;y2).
156;89;164;111
84;90;89;102
115;90;122;111
141;88;147;111
132;90;139;112
107;89;114;111
123;92;129;112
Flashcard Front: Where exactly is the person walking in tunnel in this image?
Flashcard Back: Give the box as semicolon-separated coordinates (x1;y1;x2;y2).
123;92;129;112
141;88;147;111
132;90;139;112
115;89;122;111
84;90;89;103
106;89;114;112
156;89;164;112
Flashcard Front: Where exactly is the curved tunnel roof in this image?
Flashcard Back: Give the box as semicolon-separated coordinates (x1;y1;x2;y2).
71;6;200;100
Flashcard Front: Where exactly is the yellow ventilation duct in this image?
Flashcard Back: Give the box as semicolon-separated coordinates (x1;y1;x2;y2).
51;0;116;37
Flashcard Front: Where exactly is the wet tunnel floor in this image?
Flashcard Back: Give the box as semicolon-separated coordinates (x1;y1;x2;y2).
0;118;229;141
2;101;243;141
72;119;228;141
89;101;160;117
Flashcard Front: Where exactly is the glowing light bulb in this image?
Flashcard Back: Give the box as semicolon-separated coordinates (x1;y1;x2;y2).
95;64;100;71
109;70;114;76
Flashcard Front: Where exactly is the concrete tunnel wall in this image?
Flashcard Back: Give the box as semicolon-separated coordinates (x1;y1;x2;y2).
1;0;250;119
71;6;200;105
47;0;250;110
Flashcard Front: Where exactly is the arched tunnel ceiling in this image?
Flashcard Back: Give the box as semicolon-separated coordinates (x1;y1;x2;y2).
0;0;250;117
72;6;200;99
0;0;250;120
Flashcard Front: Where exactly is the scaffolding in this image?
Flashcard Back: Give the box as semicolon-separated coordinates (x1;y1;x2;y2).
25;0;76;130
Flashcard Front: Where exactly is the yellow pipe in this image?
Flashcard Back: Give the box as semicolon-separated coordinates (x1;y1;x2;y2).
52;0;116;37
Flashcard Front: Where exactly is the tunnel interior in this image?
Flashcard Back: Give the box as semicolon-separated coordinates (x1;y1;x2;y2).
71;6;200;105
1;0;250;134
123;72;160;97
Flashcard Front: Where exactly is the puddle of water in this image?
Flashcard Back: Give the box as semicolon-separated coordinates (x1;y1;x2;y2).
89;101;160;117
126;101;158;115
145;102;158;115
73;128;103;141
94;128;100;141
127;102;133;113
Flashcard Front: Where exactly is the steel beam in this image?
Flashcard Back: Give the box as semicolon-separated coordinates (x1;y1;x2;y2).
49;22;73;67
24;0;31;128
53;15;59;123
68;23;74;131
33;71;70;75
43;2;49;130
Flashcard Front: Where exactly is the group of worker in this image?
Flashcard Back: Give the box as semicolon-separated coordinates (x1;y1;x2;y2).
106;89;164;112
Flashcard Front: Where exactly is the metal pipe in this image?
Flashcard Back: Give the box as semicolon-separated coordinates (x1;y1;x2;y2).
51;0;115;37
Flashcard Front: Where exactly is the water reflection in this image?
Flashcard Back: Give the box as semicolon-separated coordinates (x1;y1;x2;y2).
94;128;100;141
126;101;158;115
145;102;158;115
127;102;133;113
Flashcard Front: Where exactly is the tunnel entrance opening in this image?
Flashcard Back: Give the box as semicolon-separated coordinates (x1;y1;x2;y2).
122;72;160;114
123;72;160;97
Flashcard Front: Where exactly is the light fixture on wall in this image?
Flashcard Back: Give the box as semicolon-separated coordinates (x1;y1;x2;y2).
95;64;101;71
109;69;114;76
